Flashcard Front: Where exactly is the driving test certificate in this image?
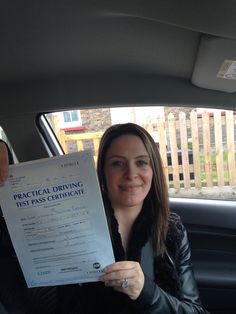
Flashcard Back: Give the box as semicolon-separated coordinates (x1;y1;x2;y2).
0;151;115;287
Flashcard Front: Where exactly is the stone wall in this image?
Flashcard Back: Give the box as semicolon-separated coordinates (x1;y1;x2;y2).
80;108;112;132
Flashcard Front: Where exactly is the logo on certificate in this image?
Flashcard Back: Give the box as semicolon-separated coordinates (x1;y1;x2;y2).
93;262;101;269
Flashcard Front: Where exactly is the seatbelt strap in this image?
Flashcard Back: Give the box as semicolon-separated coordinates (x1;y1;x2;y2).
140;239;155;280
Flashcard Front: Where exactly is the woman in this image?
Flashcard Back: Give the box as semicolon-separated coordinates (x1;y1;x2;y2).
0;124;209;313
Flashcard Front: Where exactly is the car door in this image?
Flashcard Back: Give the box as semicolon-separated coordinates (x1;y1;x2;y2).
171;198;236;314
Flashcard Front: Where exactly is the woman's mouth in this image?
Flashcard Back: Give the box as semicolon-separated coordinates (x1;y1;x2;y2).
120;185;141;192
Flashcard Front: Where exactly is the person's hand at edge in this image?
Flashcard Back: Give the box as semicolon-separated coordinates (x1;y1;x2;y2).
0;141;9;182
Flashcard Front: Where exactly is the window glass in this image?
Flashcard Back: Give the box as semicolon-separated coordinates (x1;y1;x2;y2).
44;106;236;200
71;110;79;122
63;112;71;123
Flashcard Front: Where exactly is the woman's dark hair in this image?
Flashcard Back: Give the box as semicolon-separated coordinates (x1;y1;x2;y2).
97;123;170;254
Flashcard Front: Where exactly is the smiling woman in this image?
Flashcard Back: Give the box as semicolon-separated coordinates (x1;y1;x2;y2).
0;124;209;313
96;123;209;313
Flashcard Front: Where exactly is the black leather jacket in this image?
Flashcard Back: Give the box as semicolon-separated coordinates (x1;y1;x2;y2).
135;228;209;313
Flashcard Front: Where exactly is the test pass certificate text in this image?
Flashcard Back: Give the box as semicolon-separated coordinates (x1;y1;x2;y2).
0;151;114;287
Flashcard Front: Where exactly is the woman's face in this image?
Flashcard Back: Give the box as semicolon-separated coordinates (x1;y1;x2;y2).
104;134;153;212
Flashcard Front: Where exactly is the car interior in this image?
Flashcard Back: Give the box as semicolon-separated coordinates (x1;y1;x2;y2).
0;1;236;313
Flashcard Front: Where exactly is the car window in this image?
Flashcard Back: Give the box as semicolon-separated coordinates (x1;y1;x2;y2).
42;106;236;201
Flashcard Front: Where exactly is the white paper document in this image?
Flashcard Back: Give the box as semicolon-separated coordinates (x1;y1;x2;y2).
0;151;114;287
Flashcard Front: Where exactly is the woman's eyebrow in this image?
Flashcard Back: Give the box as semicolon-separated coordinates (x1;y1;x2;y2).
134;155;150;159
106;155;150;160
106;155;126;160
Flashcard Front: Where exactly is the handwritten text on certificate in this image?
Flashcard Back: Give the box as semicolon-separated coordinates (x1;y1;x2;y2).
0;151;114;287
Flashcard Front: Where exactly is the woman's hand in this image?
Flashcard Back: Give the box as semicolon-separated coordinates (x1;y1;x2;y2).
100;261;144;300
0;141;9;183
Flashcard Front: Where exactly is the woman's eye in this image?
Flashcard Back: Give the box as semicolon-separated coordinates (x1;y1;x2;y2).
136;160;149;167
111;160;125;168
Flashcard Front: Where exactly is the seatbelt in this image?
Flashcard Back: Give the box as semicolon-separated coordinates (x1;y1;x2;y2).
140;239;155;280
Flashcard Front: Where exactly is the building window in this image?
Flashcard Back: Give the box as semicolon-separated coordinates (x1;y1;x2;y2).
58;110;82;129
63;110;80;123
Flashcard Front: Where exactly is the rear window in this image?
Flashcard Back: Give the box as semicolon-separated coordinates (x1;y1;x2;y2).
42;106;236;200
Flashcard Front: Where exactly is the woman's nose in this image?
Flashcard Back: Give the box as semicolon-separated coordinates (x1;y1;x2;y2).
124;163;137;179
